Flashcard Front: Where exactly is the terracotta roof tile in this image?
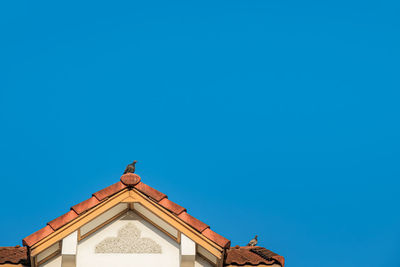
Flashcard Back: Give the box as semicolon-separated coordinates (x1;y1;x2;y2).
272;255;285;267
202;228;230;248
0;246;28;265
134;182;167;202
159;198;186;215
22;225;54;247
93;181;127;201
22;175;231;250
225;246;284;267
178;212;209;233
47;210;78;230
71;196;100;215
120;173;141;186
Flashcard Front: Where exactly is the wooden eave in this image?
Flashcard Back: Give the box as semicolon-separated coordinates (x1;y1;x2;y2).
29;188;225;260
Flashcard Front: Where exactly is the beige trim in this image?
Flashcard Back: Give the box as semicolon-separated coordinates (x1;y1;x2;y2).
31;189;130;257
130;188;223;257
78;208;128;240
37;249;60;266
121;191;139;203
133;206;180;243
35;241;61;266
121;196;137;202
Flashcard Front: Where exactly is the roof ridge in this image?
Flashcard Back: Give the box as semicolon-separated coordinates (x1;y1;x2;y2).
22;173;231;249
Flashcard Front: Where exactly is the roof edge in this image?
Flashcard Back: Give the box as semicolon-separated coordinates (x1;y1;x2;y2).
22;174;231;251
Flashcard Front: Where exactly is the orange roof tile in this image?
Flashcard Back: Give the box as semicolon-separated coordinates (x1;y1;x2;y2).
22;173;230;251
0;246;28;265
178;212;209;232
159;198;186;215
202;228;230;248
225;246;285;267
22;225;54;247
134;182;167;201
47;210;78;230
93;181;126;201
16;166;287;267
71;196;100;215
120;173;141;186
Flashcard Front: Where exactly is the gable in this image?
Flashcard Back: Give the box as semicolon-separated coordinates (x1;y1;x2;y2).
24;173;229;267
76;210;179;267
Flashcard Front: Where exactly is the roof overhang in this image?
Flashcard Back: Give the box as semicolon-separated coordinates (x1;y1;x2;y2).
29;187;225;263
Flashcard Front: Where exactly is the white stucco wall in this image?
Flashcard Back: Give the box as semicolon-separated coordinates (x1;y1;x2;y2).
76;211;180;267
38;210;217;267
40;252;214;267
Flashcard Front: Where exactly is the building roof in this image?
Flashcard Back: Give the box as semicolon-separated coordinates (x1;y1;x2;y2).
0;246;28;265
1;170;284;267
225;246;285;266
22;173;230;249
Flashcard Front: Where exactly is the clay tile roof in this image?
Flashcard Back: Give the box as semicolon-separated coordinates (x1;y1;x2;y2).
159;198;186;215
47;210;78;231
93;181;127;201
22;181;128;247
71;196;100;215
225;246;285;267
178;211;209;232
202;228;231;248
22;173;231;250
19;170;286;265
120;173;141;186
134;182;167;201
22;225;54;247
0;246;28;265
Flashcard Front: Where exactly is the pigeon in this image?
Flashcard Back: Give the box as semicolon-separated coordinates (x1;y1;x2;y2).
247;235;258;246
123;160;137;174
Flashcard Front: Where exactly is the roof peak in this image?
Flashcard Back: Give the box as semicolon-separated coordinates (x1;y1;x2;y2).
22;168;231;249
121;160;141;186
120;173;141;187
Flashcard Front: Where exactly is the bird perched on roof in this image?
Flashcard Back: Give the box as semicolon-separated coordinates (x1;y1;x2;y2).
247;235;258;246
123;160;137;174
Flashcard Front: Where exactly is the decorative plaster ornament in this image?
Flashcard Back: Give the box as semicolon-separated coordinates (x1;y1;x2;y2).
95;223;162;254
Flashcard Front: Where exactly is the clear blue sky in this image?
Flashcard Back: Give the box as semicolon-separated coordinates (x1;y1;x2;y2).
0;1;399;266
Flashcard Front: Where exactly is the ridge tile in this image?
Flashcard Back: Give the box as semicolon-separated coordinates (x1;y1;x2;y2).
93;181;126;201
159;198;186;215
178;212;209;232
47;210;78;230
134;182;167;202
22;225;54;247
71;196;100;215
202;228;231;248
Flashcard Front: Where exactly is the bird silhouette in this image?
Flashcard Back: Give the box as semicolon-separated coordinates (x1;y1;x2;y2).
247;235;258;246
123;160;137;174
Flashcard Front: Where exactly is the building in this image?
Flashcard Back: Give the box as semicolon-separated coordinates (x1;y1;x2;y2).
0;169;285;267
